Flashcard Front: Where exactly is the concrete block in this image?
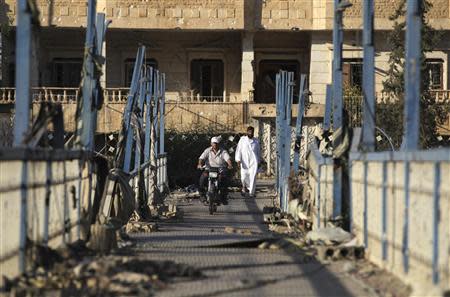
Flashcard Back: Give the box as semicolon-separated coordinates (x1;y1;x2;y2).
120;7;129;17
279;2;289;10
297;10;306;19
227;9;235;18
138;7;147;18
78;6;87;17
130;7;139;18
173;8;182;18
148;8;157;17
106;7;114;17
280;10;289;19
218;8;227;19
60;6;69;16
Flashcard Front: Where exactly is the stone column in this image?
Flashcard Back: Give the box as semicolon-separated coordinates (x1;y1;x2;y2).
241;32;255;102
309;32;332;104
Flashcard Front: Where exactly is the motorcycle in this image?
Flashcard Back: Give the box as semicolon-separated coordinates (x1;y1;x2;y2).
201;166;227;215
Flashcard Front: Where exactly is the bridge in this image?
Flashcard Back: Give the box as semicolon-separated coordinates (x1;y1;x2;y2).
1;0;449;297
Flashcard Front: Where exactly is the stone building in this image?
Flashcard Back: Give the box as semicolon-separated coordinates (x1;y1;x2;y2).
0;0;449;133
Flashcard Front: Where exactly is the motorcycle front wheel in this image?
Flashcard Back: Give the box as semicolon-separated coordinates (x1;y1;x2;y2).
208;185;216;215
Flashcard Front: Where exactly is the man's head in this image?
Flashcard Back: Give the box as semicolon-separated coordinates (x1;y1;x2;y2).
211;136;220;150
247;126;255;139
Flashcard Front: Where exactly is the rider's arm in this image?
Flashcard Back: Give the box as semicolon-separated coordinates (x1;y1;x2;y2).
198;149;208;169
197;159;204;169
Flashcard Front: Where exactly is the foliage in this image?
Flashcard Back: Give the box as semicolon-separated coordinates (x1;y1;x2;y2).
166;126;240;188
380;0;450;149
343;84;363;128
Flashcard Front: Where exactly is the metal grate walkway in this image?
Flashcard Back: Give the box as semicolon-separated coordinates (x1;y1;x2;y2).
127;182;376;297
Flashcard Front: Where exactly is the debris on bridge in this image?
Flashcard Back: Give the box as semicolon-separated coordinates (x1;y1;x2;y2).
4;252;202;297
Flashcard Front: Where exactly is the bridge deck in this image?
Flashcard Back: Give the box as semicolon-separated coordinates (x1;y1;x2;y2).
126;182;375;297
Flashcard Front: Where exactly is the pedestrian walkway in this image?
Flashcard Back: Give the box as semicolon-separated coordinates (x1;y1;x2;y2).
128;182;376;297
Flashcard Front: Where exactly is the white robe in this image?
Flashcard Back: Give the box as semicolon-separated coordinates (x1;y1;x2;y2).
235;136;260;195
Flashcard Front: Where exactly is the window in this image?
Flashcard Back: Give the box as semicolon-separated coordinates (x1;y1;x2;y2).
343;59;363;89
124;58;158;87
0;32;3;84
51;58;83;87
425;60;443;90
7;63;15;87
256;60;300;104
190;59;224;101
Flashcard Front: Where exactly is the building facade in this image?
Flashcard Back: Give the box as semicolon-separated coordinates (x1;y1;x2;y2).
0;0;450;132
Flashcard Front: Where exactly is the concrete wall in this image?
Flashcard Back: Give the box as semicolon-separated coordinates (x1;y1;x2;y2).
307;144;450;294
350;151;450;295
306;145;334;229
0;151;97;280
19;100;324;134
3;0;450;30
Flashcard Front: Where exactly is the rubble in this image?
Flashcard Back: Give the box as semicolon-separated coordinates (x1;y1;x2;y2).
125;221;158;233
3;253;203;296
224;226;253;235
148;203;183;220
306;227;353;245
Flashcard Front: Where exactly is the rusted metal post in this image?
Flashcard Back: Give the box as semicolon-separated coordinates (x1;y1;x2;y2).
402;0;421;150
362;0;375;151
144;67;154;192
159;73;166;155
332;0;344;219
293;74;307;174
332;0;351;219
13;0;32;146
123;46;145;172
78;0;97;150
323;85;332;131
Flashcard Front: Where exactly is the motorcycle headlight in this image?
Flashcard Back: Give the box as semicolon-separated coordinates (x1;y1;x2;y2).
209;172;218;178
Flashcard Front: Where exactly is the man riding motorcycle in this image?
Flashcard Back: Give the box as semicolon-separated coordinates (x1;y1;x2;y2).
197;136;233;205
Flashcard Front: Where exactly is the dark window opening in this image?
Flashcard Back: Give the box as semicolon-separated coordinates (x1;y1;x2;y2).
343;59;363;90
8;63;15;87
425;59;443;90
124;58;158;87
190;59;224;101
256;60;300;104
51;58;82;87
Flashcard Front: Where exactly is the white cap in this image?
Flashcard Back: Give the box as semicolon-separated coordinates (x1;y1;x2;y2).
211;136;220;143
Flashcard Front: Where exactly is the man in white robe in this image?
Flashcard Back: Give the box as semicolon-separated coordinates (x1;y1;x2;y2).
235;126;261;197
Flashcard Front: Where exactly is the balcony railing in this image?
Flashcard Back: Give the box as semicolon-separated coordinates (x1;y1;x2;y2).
0;88;231;103
344;90;450;130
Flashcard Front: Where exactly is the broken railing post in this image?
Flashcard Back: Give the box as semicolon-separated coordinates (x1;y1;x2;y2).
293;74;307;174
13;0;34;275
159;73;166;155
77;0;97;150
402;0;422;150
13;0;32;146
323;84;332;131
144;67;154;194
275;70;294;213
332;0;351;219
122;46;145;172
362;0;375;151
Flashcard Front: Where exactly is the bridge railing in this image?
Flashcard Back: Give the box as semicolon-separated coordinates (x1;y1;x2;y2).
349;136;450;295
0;149;99;278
